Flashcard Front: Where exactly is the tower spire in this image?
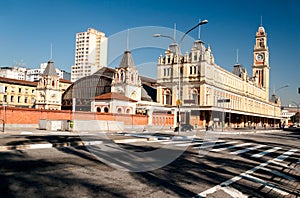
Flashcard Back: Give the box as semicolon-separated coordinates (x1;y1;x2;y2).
260;16;263;27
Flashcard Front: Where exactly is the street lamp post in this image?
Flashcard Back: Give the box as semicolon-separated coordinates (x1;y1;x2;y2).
154;20;208;134
271;84;289;128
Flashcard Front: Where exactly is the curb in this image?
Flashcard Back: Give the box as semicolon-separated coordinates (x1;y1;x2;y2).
0;141;103;152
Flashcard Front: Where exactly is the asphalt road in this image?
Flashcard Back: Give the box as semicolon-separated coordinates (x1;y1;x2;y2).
0;130;299;197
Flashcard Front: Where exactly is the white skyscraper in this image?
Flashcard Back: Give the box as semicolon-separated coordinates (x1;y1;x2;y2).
71;28;108;82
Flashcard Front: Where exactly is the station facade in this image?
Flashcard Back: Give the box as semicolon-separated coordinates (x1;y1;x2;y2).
156;24;281;129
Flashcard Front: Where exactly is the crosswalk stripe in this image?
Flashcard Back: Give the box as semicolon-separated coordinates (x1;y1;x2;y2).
174;141;204;147
196;149;297;198
211;143;252;152
230;144;267;155
194;141;233;149
161;140;192;145
251;147;281;158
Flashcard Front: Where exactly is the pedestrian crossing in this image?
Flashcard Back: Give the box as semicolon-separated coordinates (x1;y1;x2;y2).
143;135;299;164
119;133;299;196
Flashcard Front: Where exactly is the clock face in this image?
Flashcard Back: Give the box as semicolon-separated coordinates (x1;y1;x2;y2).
256;53;264;61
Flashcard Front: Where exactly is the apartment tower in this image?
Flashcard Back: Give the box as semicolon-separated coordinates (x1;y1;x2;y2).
71;28;107;82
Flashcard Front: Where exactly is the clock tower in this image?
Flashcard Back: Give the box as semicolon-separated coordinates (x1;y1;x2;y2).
252;24;270;100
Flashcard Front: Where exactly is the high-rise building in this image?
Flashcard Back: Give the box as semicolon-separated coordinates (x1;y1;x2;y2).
71;28;108;82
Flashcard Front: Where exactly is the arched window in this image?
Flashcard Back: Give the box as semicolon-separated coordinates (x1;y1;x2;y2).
163;89;172;105
191;89;199;105
96;107;101;113
117;108;122;114
104;107;109;113
126;108;131;114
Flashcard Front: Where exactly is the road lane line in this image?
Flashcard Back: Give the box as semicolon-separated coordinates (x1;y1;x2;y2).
251;147;282;158
195;149;297;198
230;144;267;155
211;143;252;152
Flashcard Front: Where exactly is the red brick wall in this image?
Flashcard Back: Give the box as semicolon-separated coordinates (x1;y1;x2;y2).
0;107;148;125
152;113;174;126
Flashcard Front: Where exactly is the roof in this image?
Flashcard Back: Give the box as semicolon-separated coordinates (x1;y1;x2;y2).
43;60;57;76
118;50;135;69
95;92;137;102
0;77;38;87
59;78;72;84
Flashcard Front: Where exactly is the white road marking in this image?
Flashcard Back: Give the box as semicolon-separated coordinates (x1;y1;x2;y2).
230;144;267;155
196;149;297;198
241;173;289;196
211;143;252;152
259;167;297;181
29;143;53;149
161;140;192;145
21;131;33;134
270;160;300;173
175;142;203;147
252;147;282;158
194;141;233;149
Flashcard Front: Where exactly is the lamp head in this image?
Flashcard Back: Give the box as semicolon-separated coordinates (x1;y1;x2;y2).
199;19;208;25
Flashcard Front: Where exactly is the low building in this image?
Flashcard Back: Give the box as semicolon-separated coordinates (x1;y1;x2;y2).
0;77;37;108
0;61;72;109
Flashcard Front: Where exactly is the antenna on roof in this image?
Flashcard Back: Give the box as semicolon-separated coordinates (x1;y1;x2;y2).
236;48;239;64
260;16;263;27
126;29;130;50
198;18;201;40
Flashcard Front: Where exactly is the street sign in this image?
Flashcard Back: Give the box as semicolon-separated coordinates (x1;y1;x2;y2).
217;99;230;103
176;99;182;106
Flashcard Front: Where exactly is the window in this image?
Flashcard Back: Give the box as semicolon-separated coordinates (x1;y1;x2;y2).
104;107;109;113
11;96;14;102
11;87;15;92
3;95;7;102
96;107;101;113
18;96;21;103
164;90;172;105
19;88;22;93
191;89;199;105
24;97;28;103
117;108;122;113
5;86;7;92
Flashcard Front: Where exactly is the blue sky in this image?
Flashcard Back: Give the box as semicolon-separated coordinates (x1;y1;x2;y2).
0;0;299;106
